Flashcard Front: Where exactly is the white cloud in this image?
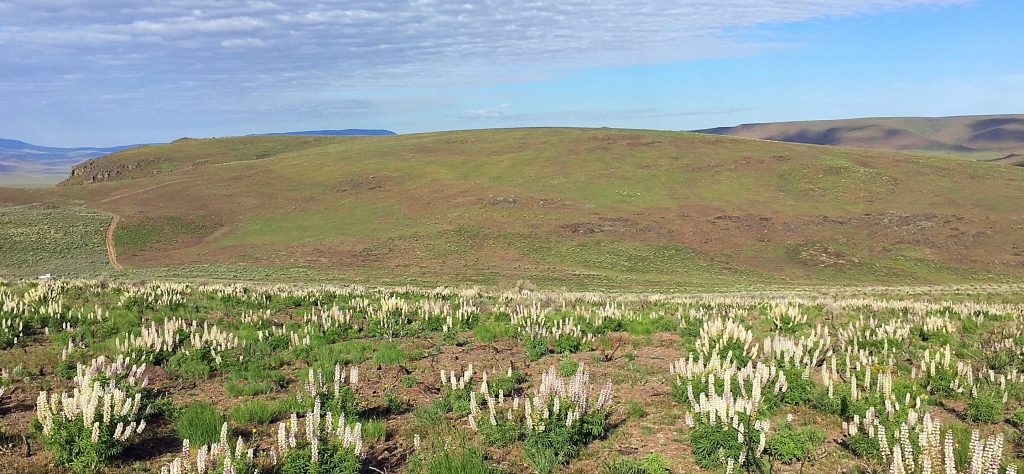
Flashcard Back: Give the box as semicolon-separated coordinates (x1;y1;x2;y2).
462;104;512;119
0;0;971;140
123;16;267;35
460;106;747;122
220;37;270;48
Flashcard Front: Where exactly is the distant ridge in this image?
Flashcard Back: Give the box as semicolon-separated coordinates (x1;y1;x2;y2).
0;138;145;185
255;129;396;137
695;114;1024;160
0;138;140;156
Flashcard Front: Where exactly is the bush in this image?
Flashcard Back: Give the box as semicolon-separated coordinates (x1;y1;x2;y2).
627;400;645;419
601;453;670;474
845;431;881;461
523;409;609;474
766;423;826;464
479;416;522;447
413;442;502;474
439;386;473;416
411;400;450;435
489;370;526;395
166;350;213;380
558;358;580;377
779;369;815;406
279;442;361;474
524;337;549;361
35;359;150;473
228;400;276;425
42;417;124;473
473;322;511;344
175;403;223;445
226;368;286;396
965;390;1004;423
553;334;585;354
373;342;407;366
362;419;387;443
690;423;742;469
1009;408;1024;427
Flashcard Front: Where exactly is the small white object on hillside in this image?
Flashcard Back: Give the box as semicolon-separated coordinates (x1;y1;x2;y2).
38;273;53;280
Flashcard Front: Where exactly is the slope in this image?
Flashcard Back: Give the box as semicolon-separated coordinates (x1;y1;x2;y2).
4;127;1024;288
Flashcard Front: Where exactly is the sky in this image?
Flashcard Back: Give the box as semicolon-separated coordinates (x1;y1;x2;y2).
0;0;1021;146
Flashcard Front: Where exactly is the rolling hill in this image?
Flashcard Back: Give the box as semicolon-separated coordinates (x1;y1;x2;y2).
2;127;1023;288
697;114;1024;163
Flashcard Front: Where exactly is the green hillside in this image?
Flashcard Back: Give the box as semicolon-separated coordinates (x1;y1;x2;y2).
3;127;1024;288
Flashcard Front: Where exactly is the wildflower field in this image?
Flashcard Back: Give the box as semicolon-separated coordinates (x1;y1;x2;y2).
0;279;1022;473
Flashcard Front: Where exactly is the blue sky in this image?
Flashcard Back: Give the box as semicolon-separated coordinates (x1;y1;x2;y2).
0;0;1021;146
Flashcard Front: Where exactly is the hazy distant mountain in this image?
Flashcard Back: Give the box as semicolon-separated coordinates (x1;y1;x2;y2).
0;129;396;185
695;114;1024;163
255;129;396;137
0;139;143;185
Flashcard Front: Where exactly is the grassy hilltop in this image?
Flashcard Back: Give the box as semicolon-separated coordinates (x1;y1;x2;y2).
1;127;1023;288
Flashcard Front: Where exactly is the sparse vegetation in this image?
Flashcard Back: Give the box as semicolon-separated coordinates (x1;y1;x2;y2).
0;277;1018;473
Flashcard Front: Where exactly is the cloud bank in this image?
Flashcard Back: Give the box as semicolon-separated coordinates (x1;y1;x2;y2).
0;0;965;141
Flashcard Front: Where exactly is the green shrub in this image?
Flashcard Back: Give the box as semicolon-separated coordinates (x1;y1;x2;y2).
411;401;450;435
524;337;549;361
479;416;522;447
964;390;1003;423
362;419;387;443
373;342;407;366
1009;408;1024;427
414;442;502;474
42;417;124;473
766;423;826;464
553;334;585;354
523;408;609;474
166;350;213;380
400;375;418;388
627;400;645;419
272;396;306;418
175;403;223;445
439;387;473;416
811;388;843;416
558;358;580;377
690;423;742;469
383;390;409;416
226;379;275;396
228;400;276;425
225;368;286;396
489;370;526;395
601;453;670;474
54;349;87;379
473;322;511;344
279;442;360;474
779;369;815;406
845;431;881;461
149;396;178;420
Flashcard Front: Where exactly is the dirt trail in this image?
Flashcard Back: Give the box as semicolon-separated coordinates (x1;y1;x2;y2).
96;177;201;268
97;178;197;203
105;214;123;270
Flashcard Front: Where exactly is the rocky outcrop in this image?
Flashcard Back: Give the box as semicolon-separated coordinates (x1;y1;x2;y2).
65;158;156;185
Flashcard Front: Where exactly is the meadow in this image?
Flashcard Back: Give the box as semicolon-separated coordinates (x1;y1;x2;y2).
1;278;1024;473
